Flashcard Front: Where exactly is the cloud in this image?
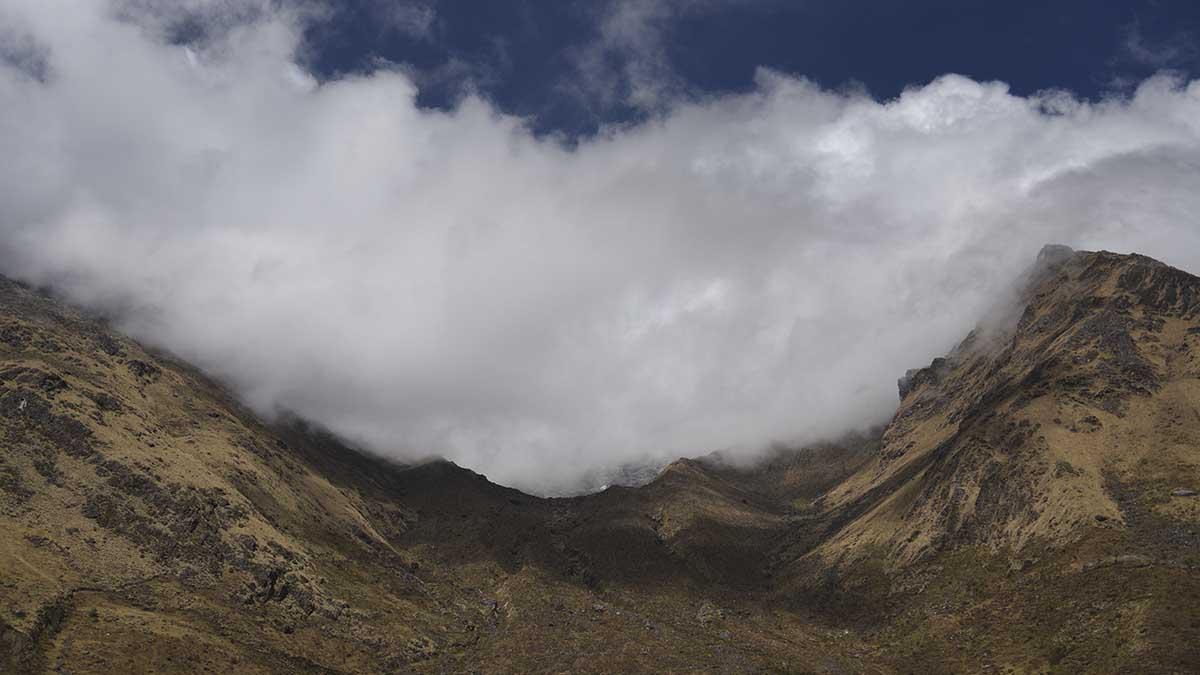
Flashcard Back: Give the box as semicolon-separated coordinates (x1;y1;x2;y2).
3;1;1200;494
562;0;741;115
1120;20;1197;69
366;1;437;41
563;0;681;112
0;16;50;82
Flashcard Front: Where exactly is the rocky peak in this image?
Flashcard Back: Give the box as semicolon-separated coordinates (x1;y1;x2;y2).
813;247;1200;577
1035;243;1075;268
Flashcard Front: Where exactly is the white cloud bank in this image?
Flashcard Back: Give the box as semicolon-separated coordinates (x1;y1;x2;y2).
3;1;1200;493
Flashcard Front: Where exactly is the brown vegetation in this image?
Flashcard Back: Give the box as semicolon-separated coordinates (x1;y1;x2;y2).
2;247;1198;672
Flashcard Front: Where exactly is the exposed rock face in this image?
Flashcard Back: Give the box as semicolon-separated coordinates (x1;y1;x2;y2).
897;357;952;401
2;248;1199;673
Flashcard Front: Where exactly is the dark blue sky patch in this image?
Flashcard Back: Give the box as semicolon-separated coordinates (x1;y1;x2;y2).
296;0;1200;137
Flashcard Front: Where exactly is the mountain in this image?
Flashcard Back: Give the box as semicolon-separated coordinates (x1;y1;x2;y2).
2;247;1198;673
771;246;1200;670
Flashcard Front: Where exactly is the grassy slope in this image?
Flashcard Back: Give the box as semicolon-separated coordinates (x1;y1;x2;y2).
777;250;1200;671
2;248;1198;673
0;277;873;673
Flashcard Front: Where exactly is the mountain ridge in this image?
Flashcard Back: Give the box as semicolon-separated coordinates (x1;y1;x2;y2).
2;247;1199;672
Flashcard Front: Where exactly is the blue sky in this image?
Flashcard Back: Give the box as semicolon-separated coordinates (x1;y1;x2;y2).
299;0;1200;135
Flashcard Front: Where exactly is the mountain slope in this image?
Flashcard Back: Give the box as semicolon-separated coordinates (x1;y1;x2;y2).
0;276;503;673
772;246;1200;671
0;276;873;673
807;246;1200;562
2;247;1199;673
